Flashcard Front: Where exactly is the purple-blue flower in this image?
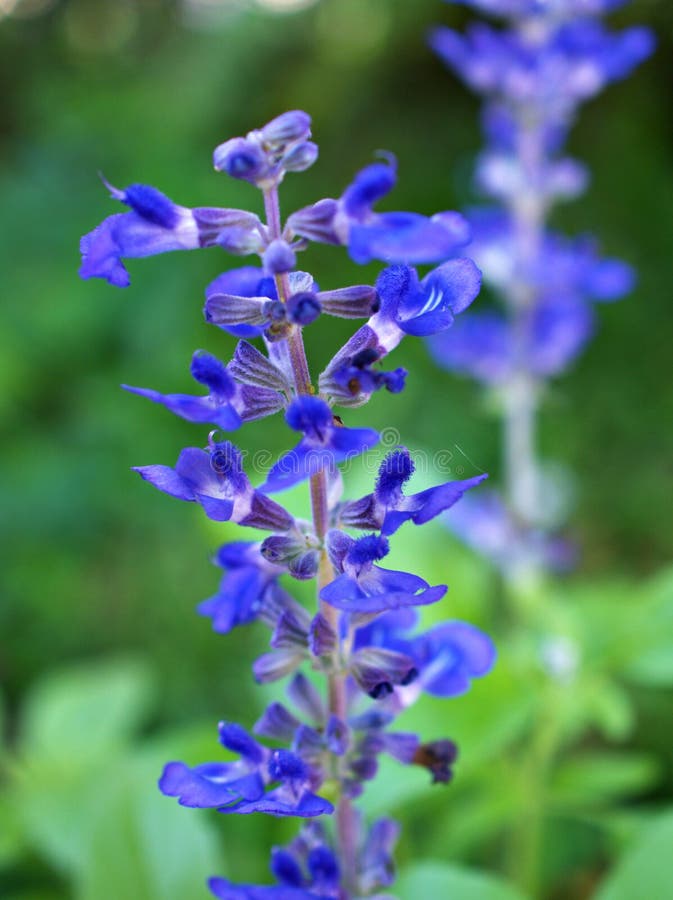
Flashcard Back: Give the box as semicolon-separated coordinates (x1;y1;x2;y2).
80;108;498;900
408;622;497;698
444;0;629;15
431;20;653;121
288;159;472;265
209;821;344;899
261;397;379;493
160;722;333;817
209;880;320;900
355;612;496;701
213;111;317;189
445;489;577;574
204;268;321;339
133;437;294;527
198;542;293;635
319;261;481;406
79;181;264;287
339;446;488;534
320;532;446;614
123;350;285;429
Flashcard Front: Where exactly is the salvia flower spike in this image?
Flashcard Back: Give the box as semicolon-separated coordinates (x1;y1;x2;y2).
80;110;495;897
429;0;653;578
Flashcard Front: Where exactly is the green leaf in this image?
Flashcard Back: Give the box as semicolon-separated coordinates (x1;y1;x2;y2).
581;678;634;741
10;719;215;880
0;790;26;869
595;810;673;900
397;861;528;900
550;752;661;808
624;645;673;687
75;755;221;900
10;658;155;875
20;658;154;762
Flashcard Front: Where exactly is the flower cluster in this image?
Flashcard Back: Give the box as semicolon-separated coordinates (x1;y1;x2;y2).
80;111;495;897
428;0;653;572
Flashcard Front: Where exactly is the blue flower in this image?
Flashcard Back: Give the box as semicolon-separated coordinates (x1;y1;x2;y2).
261;397;379;493
209;821;341;899
319;262;480;406
79;181;264;287
375;261;482;338
208;879;320;899
123;350;285;429
159;722;333;818
349;646;419;699
198;542;294;635
213;111;317;188
444;0;629;15
204;266;279;338
320;532;446;614
253;604;312;685
344;706;457;788
354;612;496;700
133;437;294;527
205;268;321;339
445;489;577;575
431;21;653;123
339;447;488;534
409;622;496;697
429;210;636;382
330;349;407;404
358;818;400;894
287;159;473;265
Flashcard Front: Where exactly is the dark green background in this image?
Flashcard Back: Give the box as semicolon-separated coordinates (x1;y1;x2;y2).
1;1;672;898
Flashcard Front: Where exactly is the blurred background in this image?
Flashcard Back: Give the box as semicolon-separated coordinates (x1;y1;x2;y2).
1;0;672;897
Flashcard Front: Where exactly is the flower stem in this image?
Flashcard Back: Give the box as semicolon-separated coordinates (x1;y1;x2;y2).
263;184;356;893
502;100;559;894
502;121;544;538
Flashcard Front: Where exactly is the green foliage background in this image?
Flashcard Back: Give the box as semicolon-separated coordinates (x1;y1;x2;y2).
1;0;672;897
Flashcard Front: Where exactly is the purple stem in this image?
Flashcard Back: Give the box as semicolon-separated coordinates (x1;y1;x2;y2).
263;185;357;894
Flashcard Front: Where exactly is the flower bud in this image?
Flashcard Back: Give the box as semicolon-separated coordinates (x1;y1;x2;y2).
288;199;340;244
289;549;320;580
263;239;296;274
261;534;305;564
287;292;321;327
264;299;287;321
213;137;269;184
260;110;312;149
309;613;337;657
282;141;319;173
317;284;379;318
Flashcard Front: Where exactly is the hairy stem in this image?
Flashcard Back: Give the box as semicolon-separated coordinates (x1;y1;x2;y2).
263;185;356;893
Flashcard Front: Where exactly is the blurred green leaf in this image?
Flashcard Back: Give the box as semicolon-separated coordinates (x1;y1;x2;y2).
397;861;528;900
0;790;26;870
19;658;154;762
10;757;103;875
625;646;673;687
550;752;661;808
595;810;673;900
428;768;522;857
621;567;673;686
2;892;66;900
9;658;154;874
581;678;634;741
75;755;220;900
